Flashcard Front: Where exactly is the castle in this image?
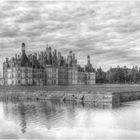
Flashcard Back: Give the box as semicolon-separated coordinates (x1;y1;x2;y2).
3;43;95;86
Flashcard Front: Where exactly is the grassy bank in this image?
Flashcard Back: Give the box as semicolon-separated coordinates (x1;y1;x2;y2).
0;84;140;103
0;84;140;93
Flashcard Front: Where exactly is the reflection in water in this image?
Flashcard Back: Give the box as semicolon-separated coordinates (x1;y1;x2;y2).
3;100;117;134
1;99;140;139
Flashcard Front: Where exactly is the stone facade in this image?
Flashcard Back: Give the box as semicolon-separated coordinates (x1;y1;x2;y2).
45;65;58;85
3;43;96;86
0;78;4;85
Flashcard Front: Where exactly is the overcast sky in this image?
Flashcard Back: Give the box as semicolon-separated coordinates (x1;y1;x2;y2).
1;0;140;76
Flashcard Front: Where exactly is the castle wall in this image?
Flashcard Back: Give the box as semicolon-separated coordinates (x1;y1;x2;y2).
78;71;86;85
3;66;96;86
58;67;68;85
3;43;96;86
32;68;39;85
86;72;96;85
68;67;78;85
45;66;58;85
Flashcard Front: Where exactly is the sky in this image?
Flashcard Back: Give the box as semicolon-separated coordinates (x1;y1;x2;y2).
1;0;140;76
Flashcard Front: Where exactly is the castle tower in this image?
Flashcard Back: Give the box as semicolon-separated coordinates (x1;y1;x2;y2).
21;43;29;67
48;47;52;65
68;51;72;67
21;43;26;54
53;49;57;65
87;55;90;66
58;52;61;66
69;51;72;59
72;53;76;67
46;45;49;54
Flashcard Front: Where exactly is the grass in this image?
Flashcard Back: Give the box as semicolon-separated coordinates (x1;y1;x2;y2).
0;84;140;102
0;84;140;93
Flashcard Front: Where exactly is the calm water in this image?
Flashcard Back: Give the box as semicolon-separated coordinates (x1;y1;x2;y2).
0;99;140;139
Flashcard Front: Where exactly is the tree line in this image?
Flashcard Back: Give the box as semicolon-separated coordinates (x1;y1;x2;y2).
96;66;140;84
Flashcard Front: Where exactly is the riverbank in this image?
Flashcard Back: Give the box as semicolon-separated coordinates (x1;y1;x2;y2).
1;84;140;104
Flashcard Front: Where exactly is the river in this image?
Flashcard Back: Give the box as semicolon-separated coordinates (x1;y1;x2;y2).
0;99;140;139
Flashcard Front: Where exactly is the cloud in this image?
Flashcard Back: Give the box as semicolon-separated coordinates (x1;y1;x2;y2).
1;0;140;76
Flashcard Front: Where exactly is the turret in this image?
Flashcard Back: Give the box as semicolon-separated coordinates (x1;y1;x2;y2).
21;43;26;54
67;51;72;67
87;55;90;65
46;44;49;54
52;49;57;65
69;51;72;60
58;52;61;66
5;58;9;68
86;55;94;72
21;43;29;67
72;53;77;67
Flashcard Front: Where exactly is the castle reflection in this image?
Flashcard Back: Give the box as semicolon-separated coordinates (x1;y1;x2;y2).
2;100;120;134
